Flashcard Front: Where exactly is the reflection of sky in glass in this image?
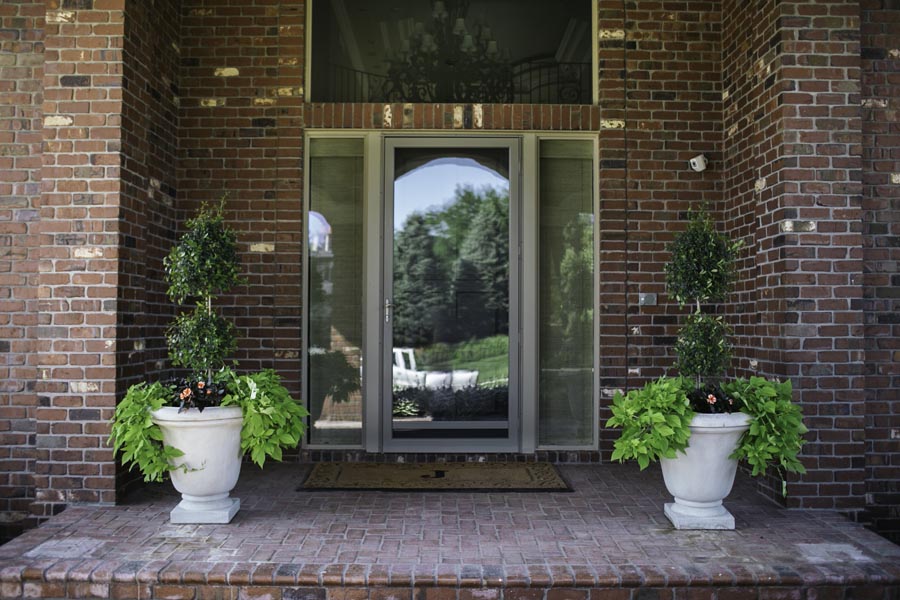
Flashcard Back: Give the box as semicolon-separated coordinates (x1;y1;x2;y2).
307;210;331;252
394;157;508;230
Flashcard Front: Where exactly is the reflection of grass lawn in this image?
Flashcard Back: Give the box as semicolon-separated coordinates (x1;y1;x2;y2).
419;353;509;385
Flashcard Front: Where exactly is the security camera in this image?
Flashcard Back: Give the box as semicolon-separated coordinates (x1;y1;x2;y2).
689;154;708;172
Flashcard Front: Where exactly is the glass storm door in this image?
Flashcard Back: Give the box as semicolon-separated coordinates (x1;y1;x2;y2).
383;138;519;451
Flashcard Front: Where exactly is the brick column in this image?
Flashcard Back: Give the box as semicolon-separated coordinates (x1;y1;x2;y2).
861;0;900;542
33;1;126;516
776;0;865;510
595;1;628;456
725;0;866;509
0;0;44;540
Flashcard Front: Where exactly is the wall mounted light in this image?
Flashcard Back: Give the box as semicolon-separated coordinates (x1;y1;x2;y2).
688;154;708;172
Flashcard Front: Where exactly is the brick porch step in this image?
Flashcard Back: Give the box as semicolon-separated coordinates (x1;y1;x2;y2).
2;464;899;599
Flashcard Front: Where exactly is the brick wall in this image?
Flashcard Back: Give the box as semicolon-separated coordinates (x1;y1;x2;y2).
115;0;181;493
723;0;866;509
593;1;723;453
721;0;782;383
32;0;128;518
861;0;900;543
178;0;306;396
0;0;44;542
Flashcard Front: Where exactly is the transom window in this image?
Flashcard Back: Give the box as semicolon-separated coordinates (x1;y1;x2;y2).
309;0;595;104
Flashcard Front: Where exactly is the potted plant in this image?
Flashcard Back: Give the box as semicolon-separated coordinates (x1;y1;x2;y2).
607;208;807;529
109;199;308;524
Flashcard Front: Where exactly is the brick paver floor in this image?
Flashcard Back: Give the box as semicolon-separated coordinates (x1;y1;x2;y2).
2;463;899;589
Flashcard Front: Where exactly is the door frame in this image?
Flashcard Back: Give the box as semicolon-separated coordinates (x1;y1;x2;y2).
302;130;600;453
379;136;522;453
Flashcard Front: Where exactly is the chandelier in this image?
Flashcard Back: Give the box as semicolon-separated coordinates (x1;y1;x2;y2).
382;0;513;103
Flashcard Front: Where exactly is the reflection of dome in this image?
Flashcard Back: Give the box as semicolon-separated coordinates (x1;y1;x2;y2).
308;211;332;253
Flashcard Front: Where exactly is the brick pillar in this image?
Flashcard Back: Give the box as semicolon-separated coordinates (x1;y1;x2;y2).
861;0;900;543
775;0;865;510
725;0;865;509
33;1;126;517
595;0;629;455
272;0;305;394
0;0;44;540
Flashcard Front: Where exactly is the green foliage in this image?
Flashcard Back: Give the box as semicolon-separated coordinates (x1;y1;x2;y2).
665;209;741;308
163;198;244;378
393;185;511;346
556;215;594;367
164;199;243;305
110;199;311;483
606;377;695;470
223;369;310;469
308;350;360;404
418;335;509;366
674;313;733;384
459;191;510;319
393;213;448;347
166;306;237;377
392;397;421;417
423;184;486;263
723;377;808;482
108;382;184;483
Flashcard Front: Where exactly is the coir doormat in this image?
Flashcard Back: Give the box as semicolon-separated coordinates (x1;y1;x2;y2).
299;462;571;492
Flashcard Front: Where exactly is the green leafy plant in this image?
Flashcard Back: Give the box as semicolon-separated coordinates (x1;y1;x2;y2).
673;313;732;387
164;198;244;380
392;397;422;417
223;369;309;468
109;382;184;483
606;377;695;470
665;208;742;400
607;207;807;489
723;377;807;484
665;208;740;310
110;198;308;483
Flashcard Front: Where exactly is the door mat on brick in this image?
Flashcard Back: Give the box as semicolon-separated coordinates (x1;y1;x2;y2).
299;462;571;492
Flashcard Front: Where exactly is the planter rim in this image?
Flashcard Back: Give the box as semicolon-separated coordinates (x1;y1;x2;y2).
151;405;243;426
690;411;751;430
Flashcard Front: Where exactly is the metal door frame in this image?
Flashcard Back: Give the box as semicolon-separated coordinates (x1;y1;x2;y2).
380;136;521;453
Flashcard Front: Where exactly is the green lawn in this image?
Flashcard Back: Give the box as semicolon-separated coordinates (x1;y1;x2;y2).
421;353;509;386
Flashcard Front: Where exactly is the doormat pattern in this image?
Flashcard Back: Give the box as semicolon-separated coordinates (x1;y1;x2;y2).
299;462;571;492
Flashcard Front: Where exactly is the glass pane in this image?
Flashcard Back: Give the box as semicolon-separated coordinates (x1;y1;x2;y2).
538;139;594;446
307;138;364;445
310;0;592;104
391;147;510;439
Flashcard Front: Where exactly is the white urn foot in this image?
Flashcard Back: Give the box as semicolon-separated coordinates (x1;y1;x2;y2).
664;501;735;530
170;493;240;524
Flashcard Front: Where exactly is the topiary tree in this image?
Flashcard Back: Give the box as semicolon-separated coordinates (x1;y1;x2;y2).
665;208;741;394
164;198;244;381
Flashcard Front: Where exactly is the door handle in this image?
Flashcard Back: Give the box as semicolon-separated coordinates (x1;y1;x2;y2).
384;298;393;323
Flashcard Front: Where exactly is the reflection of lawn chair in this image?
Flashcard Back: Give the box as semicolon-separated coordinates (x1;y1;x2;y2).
393;348;425;388
392;347;478;391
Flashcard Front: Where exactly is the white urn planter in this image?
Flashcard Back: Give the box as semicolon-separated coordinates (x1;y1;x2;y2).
151;406;243;524
660;411;751;530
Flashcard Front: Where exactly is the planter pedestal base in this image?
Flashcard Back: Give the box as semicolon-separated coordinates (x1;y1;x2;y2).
664;501;734;530
170;493;240;524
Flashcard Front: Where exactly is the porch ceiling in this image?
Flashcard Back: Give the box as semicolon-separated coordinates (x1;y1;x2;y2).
1;463;898;592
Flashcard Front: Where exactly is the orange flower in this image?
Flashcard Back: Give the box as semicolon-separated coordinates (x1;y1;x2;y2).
180;388;192;400
707;394;717;405
197;381;205;389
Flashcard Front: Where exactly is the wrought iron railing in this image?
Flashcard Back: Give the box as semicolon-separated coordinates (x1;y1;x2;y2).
317;60;592;105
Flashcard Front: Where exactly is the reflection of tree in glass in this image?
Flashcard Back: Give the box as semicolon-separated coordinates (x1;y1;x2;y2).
307;260;330;348
458;189;509;335
393;214;447;347
556;215;593;366
424;185;485;265
394;185;509;347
